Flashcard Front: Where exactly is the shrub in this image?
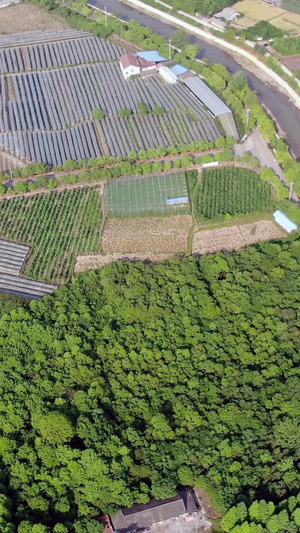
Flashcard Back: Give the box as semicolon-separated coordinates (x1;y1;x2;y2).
92;108;105;120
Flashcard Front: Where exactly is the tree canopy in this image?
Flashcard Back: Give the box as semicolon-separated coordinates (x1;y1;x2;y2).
0;237;300;531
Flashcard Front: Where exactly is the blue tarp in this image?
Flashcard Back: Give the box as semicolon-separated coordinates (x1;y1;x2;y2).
273;210;297;233
170;64;189;76
137;50;167;62
166;196;189;205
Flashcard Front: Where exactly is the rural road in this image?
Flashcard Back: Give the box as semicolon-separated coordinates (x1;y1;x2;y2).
89;0;300;158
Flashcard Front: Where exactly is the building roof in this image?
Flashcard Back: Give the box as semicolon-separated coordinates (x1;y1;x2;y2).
158;65;178;83
111;493;191;531
215;7;239;20
170;64;189;76
137;50;167;62
184;76;231;116
137;57;156;69
273;210;297;233
211;17;227;29
120;53;139;69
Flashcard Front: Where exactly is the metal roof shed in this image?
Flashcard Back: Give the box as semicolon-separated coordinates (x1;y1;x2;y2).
137;50;167;62
273;210;297;233
170;64;189;76
184;76;239;139
158;66;178;84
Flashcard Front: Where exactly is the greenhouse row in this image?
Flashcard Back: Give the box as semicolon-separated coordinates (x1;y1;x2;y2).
0;76;9;131
0;29;91;49
98;112;220;156
25;37;124;71
0;239;29;275
0;47;24;74
0;122;101;165
8;63;215;130
0;272;57;299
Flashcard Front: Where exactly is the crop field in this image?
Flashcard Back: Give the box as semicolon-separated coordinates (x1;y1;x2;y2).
0;29;222;169
0;123;101;166
106;172;190;217
75;252;172;273
234;0;300;29
281;55;300;72
102;215;193;253
0;188;102;283
192;220;286;255
0;4;70;34
196;167;272;220
98;113;219;156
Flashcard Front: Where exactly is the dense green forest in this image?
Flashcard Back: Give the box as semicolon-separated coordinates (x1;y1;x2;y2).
0;237;300;532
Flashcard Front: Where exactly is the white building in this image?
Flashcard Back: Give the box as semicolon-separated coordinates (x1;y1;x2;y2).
119;54;140;80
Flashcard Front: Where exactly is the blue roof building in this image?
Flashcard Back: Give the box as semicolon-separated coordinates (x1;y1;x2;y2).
170;64;189;76
137;50;167;62
273;210;297;233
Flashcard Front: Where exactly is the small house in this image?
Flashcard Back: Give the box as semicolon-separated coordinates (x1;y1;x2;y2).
273;210;297;233
215;7;240;21
120;54;140;80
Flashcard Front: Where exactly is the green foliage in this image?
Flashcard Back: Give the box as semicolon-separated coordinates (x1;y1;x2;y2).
34;412;75;444
184;44;199;59
1;241;300;528
224;498;300;532
171;30;189;50
119;108;132;117
273;36;300;55
137;102;149;114
242;21;284;41
92;108;105;120
196;167;272;219
153;106;164;114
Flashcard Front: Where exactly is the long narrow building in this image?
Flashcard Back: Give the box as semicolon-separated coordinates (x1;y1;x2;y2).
183;75;239;139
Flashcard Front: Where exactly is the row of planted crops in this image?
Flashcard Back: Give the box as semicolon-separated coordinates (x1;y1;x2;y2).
0;188;102;283
195;167;273;220
99;112;220;156
4;63;216;131
0;123;101;166
0;36;124;75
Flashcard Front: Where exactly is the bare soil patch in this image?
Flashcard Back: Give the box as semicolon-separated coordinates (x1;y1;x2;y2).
102;215;193;253
193;220;286;255
281;55;300;72
0;4;70;33
75;252;172;273
195;489;221;521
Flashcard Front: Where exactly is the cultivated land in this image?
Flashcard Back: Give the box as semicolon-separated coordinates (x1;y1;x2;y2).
192;219;286;254
0;30;221;169
0;188;102;283
75;252;173;272
106;172;190;217
281;55;300;72
0;4;70;33
102;216;193;253
233;0;300;30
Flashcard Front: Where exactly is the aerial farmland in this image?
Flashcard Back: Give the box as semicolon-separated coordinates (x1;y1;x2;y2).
0;28;223;169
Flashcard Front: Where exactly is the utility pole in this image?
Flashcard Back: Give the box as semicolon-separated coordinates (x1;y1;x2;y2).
289;181;294;200
104;6;108;27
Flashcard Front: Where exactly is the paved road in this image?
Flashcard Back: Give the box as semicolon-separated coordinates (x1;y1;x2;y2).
234;129;283;178
89;0;300;158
